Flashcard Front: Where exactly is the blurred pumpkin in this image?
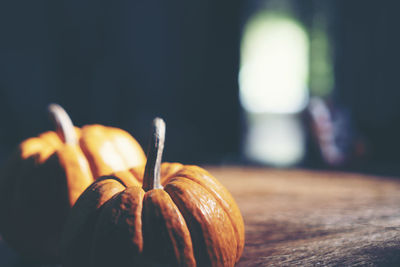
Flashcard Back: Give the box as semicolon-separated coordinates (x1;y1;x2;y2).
0;104;146;262
61;118;245;267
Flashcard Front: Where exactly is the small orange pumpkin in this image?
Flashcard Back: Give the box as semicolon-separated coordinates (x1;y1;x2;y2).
61;118;245;267
0;104;146;262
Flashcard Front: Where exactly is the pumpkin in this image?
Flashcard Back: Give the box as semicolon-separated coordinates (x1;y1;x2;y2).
61;118;245;267
0;104;146;262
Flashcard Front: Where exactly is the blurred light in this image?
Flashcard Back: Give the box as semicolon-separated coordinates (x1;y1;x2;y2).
244;113;305;166
239;12;309;114
240;11;309;166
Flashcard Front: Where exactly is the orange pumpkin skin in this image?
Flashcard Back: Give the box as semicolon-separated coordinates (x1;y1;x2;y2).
0;105;146;262
61;165;245;267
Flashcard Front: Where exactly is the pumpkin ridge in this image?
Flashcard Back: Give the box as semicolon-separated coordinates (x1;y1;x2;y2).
57;145;94;206
164;180;211;267
141;189;196;266
104;128;138;173
60;178;126;267
79;125;124;177
90;186;145;267
79;125;146;178
171;167;245;262
165;177;237;267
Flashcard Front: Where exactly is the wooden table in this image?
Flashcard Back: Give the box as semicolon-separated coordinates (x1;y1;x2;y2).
211;167;400;266
1;167;400;266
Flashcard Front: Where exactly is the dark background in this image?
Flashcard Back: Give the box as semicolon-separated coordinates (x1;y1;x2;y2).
0;0;242;165
1;0;400;175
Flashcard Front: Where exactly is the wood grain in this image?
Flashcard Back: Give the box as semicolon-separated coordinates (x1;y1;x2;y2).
1;167;400;266
209;167;400;267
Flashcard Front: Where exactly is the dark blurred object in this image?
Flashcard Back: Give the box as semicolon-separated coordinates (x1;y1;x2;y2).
332;0;400;175
305;97;368;168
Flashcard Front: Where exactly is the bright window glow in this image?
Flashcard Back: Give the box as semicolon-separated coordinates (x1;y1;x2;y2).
244;114;304;166
239;13;309;114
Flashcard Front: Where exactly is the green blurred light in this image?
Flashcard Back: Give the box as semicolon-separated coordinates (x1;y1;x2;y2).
309;14;333;97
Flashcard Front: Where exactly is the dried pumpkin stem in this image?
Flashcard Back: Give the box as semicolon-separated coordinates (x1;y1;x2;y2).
143;117;165;191
48;103;77;145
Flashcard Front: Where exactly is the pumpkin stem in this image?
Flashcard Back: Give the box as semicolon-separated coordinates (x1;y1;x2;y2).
48;103;77;145
143;117;165;191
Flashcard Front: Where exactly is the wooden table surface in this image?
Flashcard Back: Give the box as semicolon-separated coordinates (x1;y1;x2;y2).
211;167;400;267
1;167;400;266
